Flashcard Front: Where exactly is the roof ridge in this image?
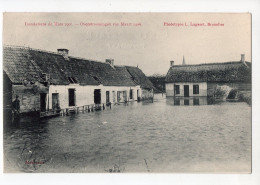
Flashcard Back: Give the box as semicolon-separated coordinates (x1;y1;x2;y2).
3;45;107;63
171;61;249;67
4;44;61;56
68;56;106;64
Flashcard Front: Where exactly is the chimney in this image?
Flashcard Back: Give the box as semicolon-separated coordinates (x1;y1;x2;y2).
182;56;186;65
106;59;114;68
240;54;245;63
170;61;174;67
57;48;69;60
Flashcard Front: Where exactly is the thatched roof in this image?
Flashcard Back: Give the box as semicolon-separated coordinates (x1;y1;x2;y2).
3;46;151;87
125;66;154;89
165;62;251;83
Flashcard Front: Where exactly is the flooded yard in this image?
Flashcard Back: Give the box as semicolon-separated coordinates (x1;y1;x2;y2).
3;94;251;173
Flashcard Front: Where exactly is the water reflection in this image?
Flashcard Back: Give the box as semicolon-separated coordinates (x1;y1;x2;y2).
3;94;251;173
167;97;212;106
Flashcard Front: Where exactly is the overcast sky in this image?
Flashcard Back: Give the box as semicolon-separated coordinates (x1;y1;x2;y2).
3;13;251;76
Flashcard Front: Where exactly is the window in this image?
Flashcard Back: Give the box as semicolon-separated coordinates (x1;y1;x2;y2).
174;85;180;95
41;73;50;81
92;76;101;84
193;85;199;94
68;77;78;84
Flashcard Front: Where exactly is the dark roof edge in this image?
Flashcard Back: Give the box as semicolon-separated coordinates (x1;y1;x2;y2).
3;45;106;64
170;61;251;68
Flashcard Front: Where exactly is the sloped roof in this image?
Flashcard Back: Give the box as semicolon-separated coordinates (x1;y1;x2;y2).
125;66;154;89
3;46;148;87
3;46;45;84
68;58;137;86
165;62;251;83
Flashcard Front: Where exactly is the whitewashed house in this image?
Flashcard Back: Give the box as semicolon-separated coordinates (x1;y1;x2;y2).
165;55;251;98
3;46;154;117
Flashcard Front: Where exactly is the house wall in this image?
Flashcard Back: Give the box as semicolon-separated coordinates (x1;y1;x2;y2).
101;86;141;103
3;72;13;121
166;97;208;106
12;83;48;113
3;72;12;110
165;82;207;97
48;85;142;109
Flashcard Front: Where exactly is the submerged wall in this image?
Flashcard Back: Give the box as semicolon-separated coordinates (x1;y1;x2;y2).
165;82;207;97
48;85;142;110
12;83;48;113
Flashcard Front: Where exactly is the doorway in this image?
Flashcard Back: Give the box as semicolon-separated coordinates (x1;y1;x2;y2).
40;93;47;111
94;89;101;104
117;91;121;102
130;89;133;100
52;93;60;109
184;85;189;97
106;91;110;104
112;91;116;102
123;91;127;101
69;89;76;106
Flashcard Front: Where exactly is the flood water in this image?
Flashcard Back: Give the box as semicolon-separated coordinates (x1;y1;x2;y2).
3;94;251;173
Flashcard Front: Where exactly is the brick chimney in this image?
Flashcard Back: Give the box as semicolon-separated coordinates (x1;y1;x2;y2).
106;59;114;68
170;61;174;67
240;54;245;63
57;48;69;60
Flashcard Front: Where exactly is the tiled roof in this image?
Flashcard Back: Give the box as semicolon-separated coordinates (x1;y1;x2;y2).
165;62;251;83
3;46;149;87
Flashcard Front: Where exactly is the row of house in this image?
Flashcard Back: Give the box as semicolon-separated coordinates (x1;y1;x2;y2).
165;54;251;97
3;46;154;115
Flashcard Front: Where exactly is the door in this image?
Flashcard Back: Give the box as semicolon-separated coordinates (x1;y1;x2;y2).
94;89;101;104
130;89;133;100
184;85;189;97
52;93;60;109
112;91;116;102
69;89;76;106
117;91;121;102
123;91;127;101
106;91;110;104
40;93;47;111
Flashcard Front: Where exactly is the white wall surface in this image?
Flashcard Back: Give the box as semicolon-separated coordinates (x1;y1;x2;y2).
165;82;207;97
48;84;141;109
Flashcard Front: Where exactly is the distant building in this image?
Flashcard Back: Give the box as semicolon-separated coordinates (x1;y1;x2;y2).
165;55;251;97
3;46;154;115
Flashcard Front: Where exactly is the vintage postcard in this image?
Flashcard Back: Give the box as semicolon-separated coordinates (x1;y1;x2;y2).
2;12;251;173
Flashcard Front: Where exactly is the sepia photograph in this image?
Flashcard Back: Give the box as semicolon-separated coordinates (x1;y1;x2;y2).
2;12;252;173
